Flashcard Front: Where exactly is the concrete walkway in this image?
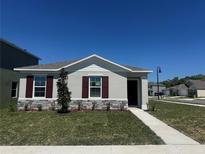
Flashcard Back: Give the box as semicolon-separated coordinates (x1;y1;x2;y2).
1;145;205;154
159;100;205;107
129;107;200;145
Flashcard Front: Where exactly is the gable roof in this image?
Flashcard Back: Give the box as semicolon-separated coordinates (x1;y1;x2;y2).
170;84;188;90
122;65;152;72
186;80;205;90
14;60;78;70
0;38;41;60
148;82;166;87
14;54;152;73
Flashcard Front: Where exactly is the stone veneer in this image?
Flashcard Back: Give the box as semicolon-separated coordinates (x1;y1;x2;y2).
17;99;128;111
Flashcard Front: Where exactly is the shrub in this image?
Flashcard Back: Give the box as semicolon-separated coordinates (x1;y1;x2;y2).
57;68;71;113
51;102;56;111
77;101;82;111
147;101;156;111
24;104;29;111
37;104;42;111
92;101;96;111
120;102;125;111
9;102;16;112
106;102;111;111
51;106;55;111
188;89;197;98
57;109;69;113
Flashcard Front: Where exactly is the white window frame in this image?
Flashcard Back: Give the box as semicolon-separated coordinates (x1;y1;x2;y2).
11;81;18;98
33;75;47;98
89;76;102;99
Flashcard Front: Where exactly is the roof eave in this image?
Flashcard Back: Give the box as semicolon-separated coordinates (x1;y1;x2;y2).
14;54;153;73
14;68;59;71
132;70;153;73
1;39;41;60
14;68;153;73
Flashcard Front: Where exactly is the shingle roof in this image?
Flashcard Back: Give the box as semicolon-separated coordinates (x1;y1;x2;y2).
0;38;41;60
186;80;205;90
16;60;78;69
14;54;152;72
148;82;165;87
170;84;188;90
122;65;151;72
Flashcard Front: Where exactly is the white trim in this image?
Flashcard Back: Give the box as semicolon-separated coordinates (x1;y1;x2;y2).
14;69;58;71
72;98;128;101
88;73;104;76
127;78;139;81
89;76;102;99
14;54;153;73
132;70;153;72
33;75;47;98
62;54;133;72
18;97;128;101
11;81;18;98
18;97;57;100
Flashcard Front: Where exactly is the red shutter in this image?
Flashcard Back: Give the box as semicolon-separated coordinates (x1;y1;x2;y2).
102;76;109;98
46;76;53;98
26;76;33;98
82;76;89;98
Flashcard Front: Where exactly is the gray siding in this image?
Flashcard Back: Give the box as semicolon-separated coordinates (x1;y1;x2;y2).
0;40;39;105
0;68;19;106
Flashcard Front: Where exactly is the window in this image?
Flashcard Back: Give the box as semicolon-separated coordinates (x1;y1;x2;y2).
89;76;101;98
11;82;18;98
34;76;46;97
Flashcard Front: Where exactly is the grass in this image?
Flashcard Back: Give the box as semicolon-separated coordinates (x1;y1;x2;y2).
148;100;205;144
0;109;163;145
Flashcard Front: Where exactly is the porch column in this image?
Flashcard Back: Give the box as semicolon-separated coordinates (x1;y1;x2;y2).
141;76;148;110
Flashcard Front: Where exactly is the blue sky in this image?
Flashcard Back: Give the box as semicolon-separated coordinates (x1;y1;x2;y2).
2;0;205;81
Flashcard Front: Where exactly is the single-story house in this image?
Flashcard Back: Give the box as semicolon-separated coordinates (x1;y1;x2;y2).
169;84;188;96
162;88;170;96
148;82;166;96
186;80;205;97
14;54;152;110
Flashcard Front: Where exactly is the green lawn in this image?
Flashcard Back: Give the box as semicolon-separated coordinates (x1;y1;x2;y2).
149;101;205;144
0;109;163;145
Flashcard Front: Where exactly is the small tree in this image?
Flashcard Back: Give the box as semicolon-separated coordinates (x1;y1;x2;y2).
57;69;71;113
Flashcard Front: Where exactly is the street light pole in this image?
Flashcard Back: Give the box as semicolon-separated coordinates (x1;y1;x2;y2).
157;66;161;100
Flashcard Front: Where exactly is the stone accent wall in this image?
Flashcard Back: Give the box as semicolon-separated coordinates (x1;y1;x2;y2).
17;99;128;111
17;100;56;111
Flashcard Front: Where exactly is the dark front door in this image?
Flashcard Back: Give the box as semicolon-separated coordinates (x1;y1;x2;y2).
127;80;138;106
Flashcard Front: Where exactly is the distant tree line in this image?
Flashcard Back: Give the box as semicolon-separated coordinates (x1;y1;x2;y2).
162;74;205;88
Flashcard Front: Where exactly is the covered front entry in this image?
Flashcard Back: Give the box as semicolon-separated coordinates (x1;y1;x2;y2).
127;80;139;107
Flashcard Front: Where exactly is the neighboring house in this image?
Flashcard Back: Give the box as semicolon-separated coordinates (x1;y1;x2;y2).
148;82;166;96
162;88;170;96
169;84;188;96
14;54;152;110
0;39;40;106
186;80;205;97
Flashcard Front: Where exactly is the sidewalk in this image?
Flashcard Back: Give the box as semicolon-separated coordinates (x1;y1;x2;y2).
129;108;200;145
1;145;205;154
158;100;205;107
